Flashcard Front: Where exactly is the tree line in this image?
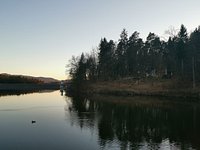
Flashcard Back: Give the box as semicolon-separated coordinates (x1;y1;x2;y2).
67;24;200;88
0;74;42;84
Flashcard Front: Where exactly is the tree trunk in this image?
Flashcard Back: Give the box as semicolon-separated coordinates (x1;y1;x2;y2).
192;56;196;89
181;59;184;76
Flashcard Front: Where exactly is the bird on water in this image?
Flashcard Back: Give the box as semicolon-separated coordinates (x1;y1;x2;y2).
31;120;36;124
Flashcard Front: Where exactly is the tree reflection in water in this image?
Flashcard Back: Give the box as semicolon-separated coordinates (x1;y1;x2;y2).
64;94;200;150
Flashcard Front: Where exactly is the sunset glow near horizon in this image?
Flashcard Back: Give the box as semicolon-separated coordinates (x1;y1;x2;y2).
1;0;200;80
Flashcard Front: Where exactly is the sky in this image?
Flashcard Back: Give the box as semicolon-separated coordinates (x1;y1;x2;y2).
0;0;200;80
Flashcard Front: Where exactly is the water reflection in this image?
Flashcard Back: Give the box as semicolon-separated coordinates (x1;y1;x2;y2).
65;94;200;150
0;90;55;97
1;90;199;149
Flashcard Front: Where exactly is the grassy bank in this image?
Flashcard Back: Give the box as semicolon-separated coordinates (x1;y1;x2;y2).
85;79;200;99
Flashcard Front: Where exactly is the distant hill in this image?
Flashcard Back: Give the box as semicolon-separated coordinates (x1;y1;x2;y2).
0;73;60;84
35;77;60;83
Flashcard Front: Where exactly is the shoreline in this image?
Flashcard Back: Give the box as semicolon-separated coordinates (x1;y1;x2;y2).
0;83;60;91
83;80;200;100
86;89;200;100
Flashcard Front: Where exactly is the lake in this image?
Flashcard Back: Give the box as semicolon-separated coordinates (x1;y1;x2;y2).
0;90;200;150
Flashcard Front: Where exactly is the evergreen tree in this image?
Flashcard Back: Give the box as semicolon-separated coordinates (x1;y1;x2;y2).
189;27;200;83
127;31;142;76
69;53;87;91
145;32;162;76
163;37;176;76
98;38;115;80
116;29;128;77
176;24;188;76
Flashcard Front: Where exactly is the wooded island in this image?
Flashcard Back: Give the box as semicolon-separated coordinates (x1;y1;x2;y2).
67;25;200;98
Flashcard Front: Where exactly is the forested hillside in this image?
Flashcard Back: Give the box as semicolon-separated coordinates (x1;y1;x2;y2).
0;74;42;84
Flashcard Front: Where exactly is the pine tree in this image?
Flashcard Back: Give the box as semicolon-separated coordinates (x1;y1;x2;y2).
98;38;115;80
176;24;188;76
127;31;142;76
116;29;128;77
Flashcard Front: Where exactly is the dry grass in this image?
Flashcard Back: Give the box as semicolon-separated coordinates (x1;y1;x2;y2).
89;79;174;92
86;78;200;99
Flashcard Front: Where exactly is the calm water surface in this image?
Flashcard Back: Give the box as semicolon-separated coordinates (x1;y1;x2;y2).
0;90;200;150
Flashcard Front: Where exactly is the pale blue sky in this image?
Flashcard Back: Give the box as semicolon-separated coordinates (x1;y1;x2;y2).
0;0;200;79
